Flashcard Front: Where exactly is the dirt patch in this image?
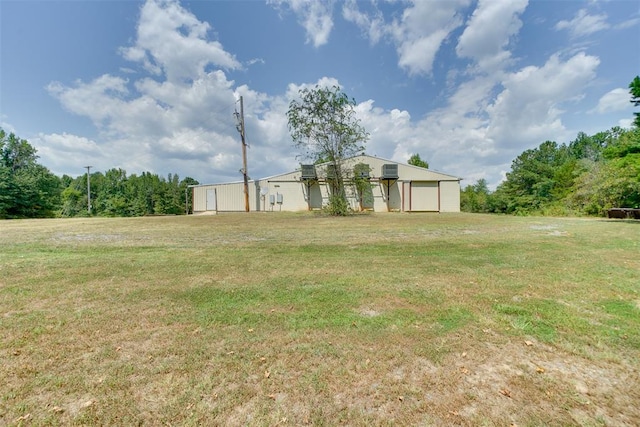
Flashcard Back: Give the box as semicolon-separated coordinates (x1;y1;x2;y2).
358;307;381;317
447;340;640;426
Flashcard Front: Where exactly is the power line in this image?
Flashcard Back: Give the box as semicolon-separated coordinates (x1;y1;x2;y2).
85;166;92;214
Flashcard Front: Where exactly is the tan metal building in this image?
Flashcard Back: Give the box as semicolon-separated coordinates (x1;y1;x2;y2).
191;155;461;213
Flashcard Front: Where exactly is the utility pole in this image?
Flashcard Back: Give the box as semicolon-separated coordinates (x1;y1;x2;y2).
85;166;92;214
235;96;250;212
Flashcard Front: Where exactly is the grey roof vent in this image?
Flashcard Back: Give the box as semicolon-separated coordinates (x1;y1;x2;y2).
301;164;317;180
381;164;398;179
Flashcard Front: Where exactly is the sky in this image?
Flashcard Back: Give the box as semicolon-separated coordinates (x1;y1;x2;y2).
1;0;639;188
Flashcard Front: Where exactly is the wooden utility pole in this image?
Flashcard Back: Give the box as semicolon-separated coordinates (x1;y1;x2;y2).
235;96;250;212
85;166;92;214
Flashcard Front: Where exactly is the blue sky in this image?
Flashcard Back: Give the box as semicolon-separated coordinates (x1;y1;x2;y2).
1;0;639;188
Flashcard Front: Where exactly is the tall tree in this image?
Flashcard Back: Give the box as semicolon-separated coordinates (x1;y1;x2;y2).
629;75;640;128
493;141;570;214
408;153;429;169
0;129;60;218
287;85;369;215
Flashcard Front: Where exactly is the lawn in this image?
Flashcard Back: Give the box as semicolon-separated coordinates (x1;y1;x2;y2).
1;213;638;426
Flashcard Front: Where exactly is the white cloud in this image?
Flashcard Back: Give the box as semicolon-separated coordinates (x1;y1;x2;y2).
31;133;105;176
342;0;385;44
343;0;471;76
38;0;613;192
0;117;17;134
555;9;609;38
486;52;600;149
615;17;640;30
353;51;602;189
591;88;632;114
456;0;528;72
120;0;241;81
268;0;335;47
44;0;247;182
391;0;472;76
47;75;129;127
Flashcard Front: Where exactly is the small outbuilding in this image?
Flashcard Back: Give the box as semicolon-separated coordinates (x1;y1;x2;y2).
191;155;461;213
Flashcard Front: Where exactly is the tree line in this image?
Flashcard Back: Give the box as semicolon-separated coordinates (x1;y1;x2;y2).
0;128;198;219
3;77;638;219
462;77;640;216
461;127;640;215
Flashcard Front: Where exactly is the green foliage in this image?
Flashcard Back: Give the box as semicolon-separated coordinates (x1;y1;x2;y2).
493;140;571;214
0;129;61;218
460;179;491;213
0;127;200;219
407;153;429;169
572;128;640;213
323;193;351;216
59;169;199;217
463;124;640;216
287;85;368;215
629;75;640;128
353;163;373;211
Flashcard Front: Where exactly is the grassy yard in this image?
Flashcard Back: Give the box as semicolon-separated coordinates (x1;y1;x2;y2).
1;213;638;426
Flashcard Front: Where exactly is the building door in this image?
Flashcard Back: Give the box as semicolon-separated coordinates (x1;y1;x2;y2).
308;182;322;210
410;182;439;211
206;189;217;211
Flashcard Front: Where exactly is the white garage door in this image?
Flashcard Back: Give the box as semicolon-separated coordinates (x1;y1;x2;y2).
410;182;439;211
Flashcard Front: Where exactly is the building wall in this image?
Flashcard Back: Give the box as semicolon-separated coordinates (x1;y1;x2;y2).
408;181;439;211
261;180;309;211
192;181;260;212
439;180;461;212
192;155;460;213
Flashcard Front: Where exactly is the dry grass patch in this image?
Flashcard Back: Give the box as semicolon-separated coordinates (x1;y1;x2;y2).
1;213;639;425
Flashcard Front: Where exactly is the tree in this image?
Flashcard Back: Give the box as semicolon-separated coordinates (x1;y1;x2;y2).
584;127;640;211
408;153;429;169
287;85;369;215
460;178;491;213
493;141;570;214
629;76;640;128
0;128;61;218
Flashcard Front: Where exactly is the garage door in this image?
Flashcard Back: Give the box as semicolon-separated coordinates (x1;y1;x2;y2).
410;182;439;211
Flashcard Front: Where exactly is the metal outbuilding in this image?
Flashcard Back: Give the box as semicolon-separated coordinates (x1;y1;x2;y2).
191;155;461;213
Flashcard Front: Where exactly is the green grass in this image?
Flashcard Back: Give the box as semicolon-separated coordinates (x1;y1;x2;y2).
1;213;639;426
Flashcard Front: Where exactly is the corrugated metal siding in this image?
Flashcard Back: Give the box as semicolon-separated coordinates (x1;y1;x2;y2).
215;182;245;211
191;155;460;213
192;182;259;212
192;185;210;212
439;180;461;212
265;181;308;211
409;182;439;211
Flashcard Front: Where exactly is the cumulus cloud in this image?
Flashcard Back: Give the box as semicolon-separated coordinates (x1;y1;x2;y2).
268;0;335;47
120;0;241;81
44;0;247;182
555;9;609;38
31;133;105;176
47;75;130;127
38;0;611;191
591;88;633;114
343;0;470;76
342;0;386;45
456;0;528;72
354;51;601;189
486;52;600;147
